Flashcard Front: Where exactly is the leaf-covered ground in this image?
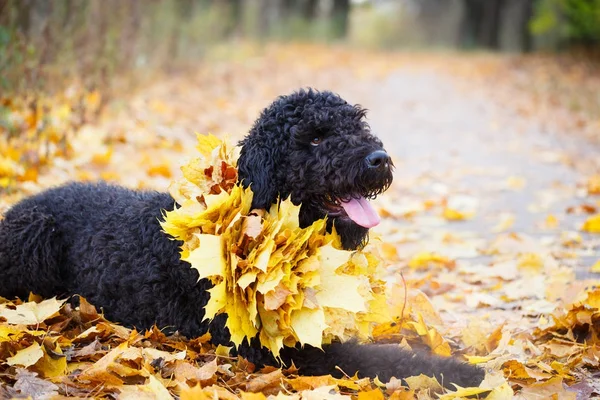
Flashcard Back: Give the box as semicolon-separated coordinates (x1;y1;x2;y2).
1;44;600;399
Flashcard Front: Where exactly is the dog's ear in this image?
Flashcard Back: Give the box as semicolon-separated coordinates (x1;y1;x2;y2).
237;139;280;210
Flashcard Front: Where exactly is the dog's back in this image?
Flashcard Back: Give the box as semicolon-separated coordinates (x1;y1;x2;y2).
0;182;206;331
0;188;65;299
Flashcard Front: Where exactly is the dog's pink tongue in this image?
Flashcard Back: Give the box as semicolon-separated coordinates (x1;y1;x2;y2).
340;197;381;228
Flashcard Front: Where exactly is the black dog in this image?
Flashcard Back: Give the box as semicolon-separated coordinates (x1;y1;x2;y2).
0;89;484;387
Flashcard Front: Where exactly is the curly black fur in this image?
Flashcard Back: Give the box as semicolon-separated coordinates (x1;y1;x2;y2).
239;89;393;250
0;89;484;388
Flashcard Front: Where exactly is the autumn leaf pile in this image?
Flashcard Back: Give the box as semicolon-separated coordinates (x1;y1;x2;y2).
2;283;599;398
0;89;102;190
1;295;401;399
161;134;391;357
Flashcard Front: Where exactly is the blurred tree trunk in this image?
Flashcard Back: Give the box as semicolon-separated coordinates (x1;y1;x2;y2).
120;0;141;69
23;0;55;66
0;0;8;26
16;0;32;37
92;0;109;89
518;0;534;52
61;0;73;27
256;0;271;39
303;0;319;21
331;0;350;39
170;0;195;61
459;0;505;49
459;0;482;48
479;0;503;49
281;0;295;20
223;0;243;37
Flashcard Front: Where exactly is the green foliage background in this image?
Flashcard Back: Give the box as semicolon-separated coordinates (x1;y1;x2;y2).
2;0;600;95
531;0;600;46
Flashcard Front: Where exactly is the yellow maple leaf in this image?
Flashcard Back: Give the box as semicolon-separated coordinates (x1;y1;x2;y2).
501;360;537;383
408;252;455;270
582;214;600;233
147;162;172;178
517;253;544;273
442;207;471;221
300;385;349;399
6;342;44;367
141;348;186;363
183;234;226;281
485;383;514;400
290;308;327;348
550;360;574;379
91;147;113;166
161;134;394;357
492;213;515;233
316;244;364;313
0;325;44;341
464;355;496;364
379;242;399;261
182;385;238;400
582;288;600;309
544;214;559;229
406;314;451;357
196;133;224;157
438;387;493;399
357;389;385;400
0;298;65;325
506;176;526;190
84;90;101;109
440;381;514;399
388;390;416;400
168;133;238;207
78;342;137;385
119;375;173;400
404;374;443;392
587;175;600;195
0;155;23;178
518;377;576;399
240;393;269;400
37;343;67;378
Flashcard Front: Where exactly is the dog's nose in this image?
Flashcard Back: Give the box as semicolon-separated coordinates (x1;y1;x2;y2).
366;150;391;169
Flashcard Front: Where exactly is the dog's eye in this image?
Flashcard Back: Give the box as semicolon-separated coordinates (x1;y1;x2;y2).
310;137;322;146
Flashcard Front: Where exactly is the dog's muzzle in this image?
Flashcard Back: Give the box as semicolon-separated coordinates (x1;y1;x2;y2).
321;151;393;229
365;150;392;170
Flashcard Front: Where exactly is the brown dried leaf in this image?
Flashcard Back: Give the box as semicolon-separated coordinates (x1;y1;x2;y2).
13;369;59;400
518;377;576;399
246;369;284;393
0;298;65;325
286;375;336;392
174;359;219;383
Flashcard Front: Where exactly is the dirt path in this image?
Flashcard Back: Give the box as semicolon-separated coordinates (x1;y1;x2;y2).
363;69;600;279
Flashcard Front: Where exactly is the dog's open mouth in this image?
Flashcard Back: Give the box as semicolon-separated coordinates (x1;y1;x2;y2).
325;195;381;228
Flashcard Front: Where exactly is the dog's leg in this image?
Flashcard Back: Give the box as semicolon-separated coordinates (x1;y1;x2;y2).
279;341;485;388
0;205;65;299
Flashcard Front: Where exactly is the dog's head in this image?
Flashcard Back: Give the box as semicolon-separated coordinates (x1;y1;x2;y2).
238;89;393;250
